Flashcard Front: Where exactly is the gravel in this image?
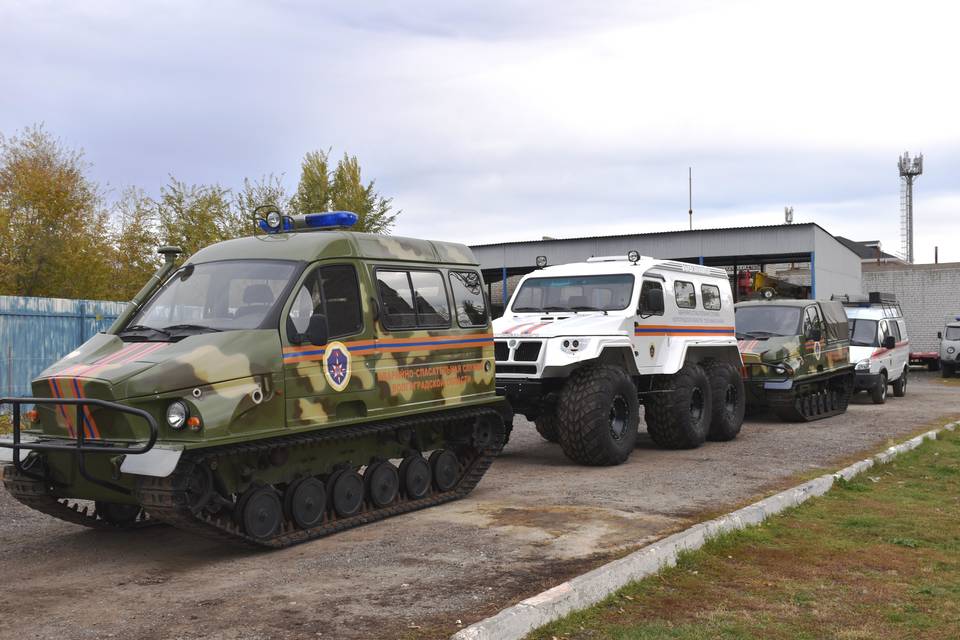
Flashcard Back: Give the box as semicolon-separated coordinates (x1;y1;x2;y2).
0;371;957;640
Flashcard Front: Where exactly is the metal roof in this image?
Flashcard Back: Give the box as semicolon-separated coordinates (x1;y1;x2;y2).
471;222;831;248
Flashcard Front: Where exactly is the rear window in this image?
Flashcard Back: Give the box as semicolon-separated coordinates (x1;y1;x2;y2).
701;284;721;311
449;270;488;327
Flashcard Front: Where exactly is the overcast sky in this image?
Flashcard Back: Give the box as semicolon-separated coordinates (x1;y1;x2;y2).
3;0;958;262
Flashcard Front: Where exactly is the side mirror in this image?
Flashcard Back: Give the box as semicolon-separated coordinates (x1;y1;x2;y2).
304;313;329;346
807;327;822;342
641;289;665;315
882;335;896;350
937;331;943;340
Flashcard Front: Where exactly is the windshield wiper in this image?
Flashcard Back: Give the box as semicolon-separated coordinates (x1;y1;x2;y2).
163;324;222;333
512;306;542;312
542;305;568;312
118;324;171;340
569;305;607;314
736;330;781;339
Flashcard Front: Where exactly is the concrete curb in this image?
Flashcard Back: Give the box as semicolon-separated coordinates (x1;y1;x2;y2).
452;421;959;640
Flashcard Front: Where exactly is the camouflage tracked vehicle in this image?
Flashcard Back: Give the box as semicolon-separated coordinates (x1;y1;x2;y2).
1;210;507;548
735;299;854;422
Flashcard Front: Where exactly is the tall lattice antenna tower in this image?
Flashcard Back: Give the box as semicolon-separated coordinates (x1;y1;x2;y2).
898;151;923;263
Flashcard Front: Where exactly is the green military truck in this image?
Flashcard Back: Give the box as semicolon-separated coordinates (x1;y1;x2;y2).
735;299;854;421
1;211;507;547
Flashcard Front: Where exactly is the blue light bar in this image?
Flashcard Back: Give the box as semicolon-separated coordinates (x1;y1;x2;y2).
304;211;359;229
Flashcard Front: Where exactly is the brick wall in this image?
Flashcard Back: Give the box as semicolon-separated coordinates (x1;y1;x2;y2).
862;262;960;352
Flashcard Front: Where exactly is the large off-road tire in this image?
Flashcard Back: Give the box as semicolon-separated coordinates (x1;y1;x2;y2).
928;359;941;372
871;372;887;404
534;413;561;443
555;365;639;466
645;362;713;449
892;367;907;397
703;361;745;441
942;364;954;379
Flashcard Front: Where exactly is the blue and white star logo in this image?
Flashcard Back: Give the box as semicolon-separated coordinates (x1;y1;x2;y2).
323;341;352;392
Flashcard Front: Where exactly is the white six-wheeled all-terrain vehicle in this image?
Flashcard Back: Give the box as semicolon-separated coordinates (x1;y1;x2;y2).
493;254;745;466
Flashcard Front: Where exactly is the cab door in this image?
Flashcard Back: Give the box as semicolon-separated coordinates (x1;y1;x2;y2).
281;262;378;429
801;304;826;372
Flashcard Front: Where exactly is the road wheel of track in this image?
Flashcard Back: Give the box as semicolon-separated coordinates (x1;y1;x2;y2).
892;367;908;397
871;372;888;404
365;461;399;508
241;486;283;539
534;413;561;443
554;365;639;466
399;455;431;499
703;361;745;442
285;477;326;529
645;362;712;449
429;450;460;492
330;469;364;517
95;501;142;526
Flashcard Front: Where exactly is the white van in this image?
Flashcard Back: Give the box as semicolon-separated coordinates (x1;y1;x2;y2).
838;293;909;404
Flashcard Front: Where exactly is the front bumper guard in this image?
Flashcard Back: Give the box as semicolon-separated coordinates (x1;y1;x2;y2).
0;396;158;495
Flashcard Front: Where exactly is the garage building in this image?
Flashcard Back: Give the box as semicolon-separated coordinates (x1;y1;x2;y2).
471;222;862;313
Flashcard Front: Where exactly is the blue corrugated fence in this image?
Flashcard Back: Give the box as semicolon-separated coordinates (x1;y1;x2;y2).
0;295;127;403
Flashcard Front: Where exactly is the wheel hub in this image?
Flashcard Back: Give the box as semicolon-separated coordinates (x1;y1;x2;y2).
608;395;629;440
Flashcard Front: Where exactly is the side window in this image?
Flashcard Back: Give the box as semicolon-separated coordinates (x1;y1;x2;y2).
376;269;451;329
674;281;696;309
639;280;663;316
376;270;417;329
449;270;488;327
888;320;901;342
320;265;363;337
804;305;822;338
286;265;363;341
701;284;721;311
410;271;450;327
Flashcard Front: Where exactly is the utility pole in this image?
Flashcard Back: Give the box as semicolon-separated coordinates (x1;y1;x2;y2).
688;167;693;230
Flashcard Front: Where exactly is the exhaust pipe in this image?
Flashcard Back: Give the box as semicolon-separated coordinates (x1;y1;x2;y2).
109;246;183;333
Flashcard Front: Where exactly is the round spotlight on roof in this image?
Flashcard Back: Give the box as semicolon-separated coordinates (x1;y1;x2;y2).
535;255;548;268
627;250;640;263
265;210;282;230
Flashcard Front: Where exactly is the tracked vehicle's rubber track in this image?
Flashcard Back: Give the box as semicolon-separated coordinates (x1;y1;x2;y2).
2;466;155;530
769;370;854;422
134;405;504;549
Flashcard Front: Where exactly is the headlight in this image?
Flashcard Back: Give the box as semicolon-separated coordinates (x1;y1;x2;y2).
948;346;956;354
166;401;188;430
560;338;589;354
855;359;871;371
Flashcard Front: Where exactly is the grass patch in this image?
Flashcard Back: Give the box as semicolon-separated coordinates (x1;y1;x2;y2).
528;428;960;640
0;414;10;435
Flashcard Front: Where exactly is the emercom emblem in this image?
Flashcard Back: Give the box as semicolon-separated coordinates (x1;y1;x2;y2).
323;341;352;392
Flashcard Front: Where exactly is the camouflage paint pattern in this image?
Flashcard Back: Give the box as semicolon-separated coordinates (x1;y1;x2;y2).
20;229;499;502
736;299;852;405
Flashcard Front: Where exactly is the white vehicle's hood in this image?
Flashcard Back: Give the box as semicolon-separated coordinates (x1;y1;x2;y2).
493;314;630;338
849;345;881;362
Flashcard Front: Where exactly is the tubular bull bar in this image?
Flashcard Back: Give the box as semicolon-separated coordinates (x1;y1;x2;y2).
0;396;158;495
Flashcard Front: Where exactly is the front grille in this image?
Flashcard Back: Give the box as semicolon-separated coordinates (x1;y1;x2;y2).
494;340;509;361
514;341;542;362
497;364;537;375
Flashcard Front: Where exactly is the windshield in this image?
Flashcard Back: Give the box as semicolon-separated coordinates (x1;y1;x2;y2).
510;274;635;312
128;260;297;334
734;305;802;338
946;326;960;341
848;319;879;347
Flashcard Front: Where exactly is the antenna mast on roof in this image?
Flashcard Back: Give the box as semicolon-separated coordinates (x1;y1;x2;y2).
688;167;693;230
898;151;923;264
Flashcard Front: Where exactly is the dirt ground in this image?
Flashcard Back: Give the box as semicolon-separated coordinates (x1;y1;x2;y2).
1;372;957;640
